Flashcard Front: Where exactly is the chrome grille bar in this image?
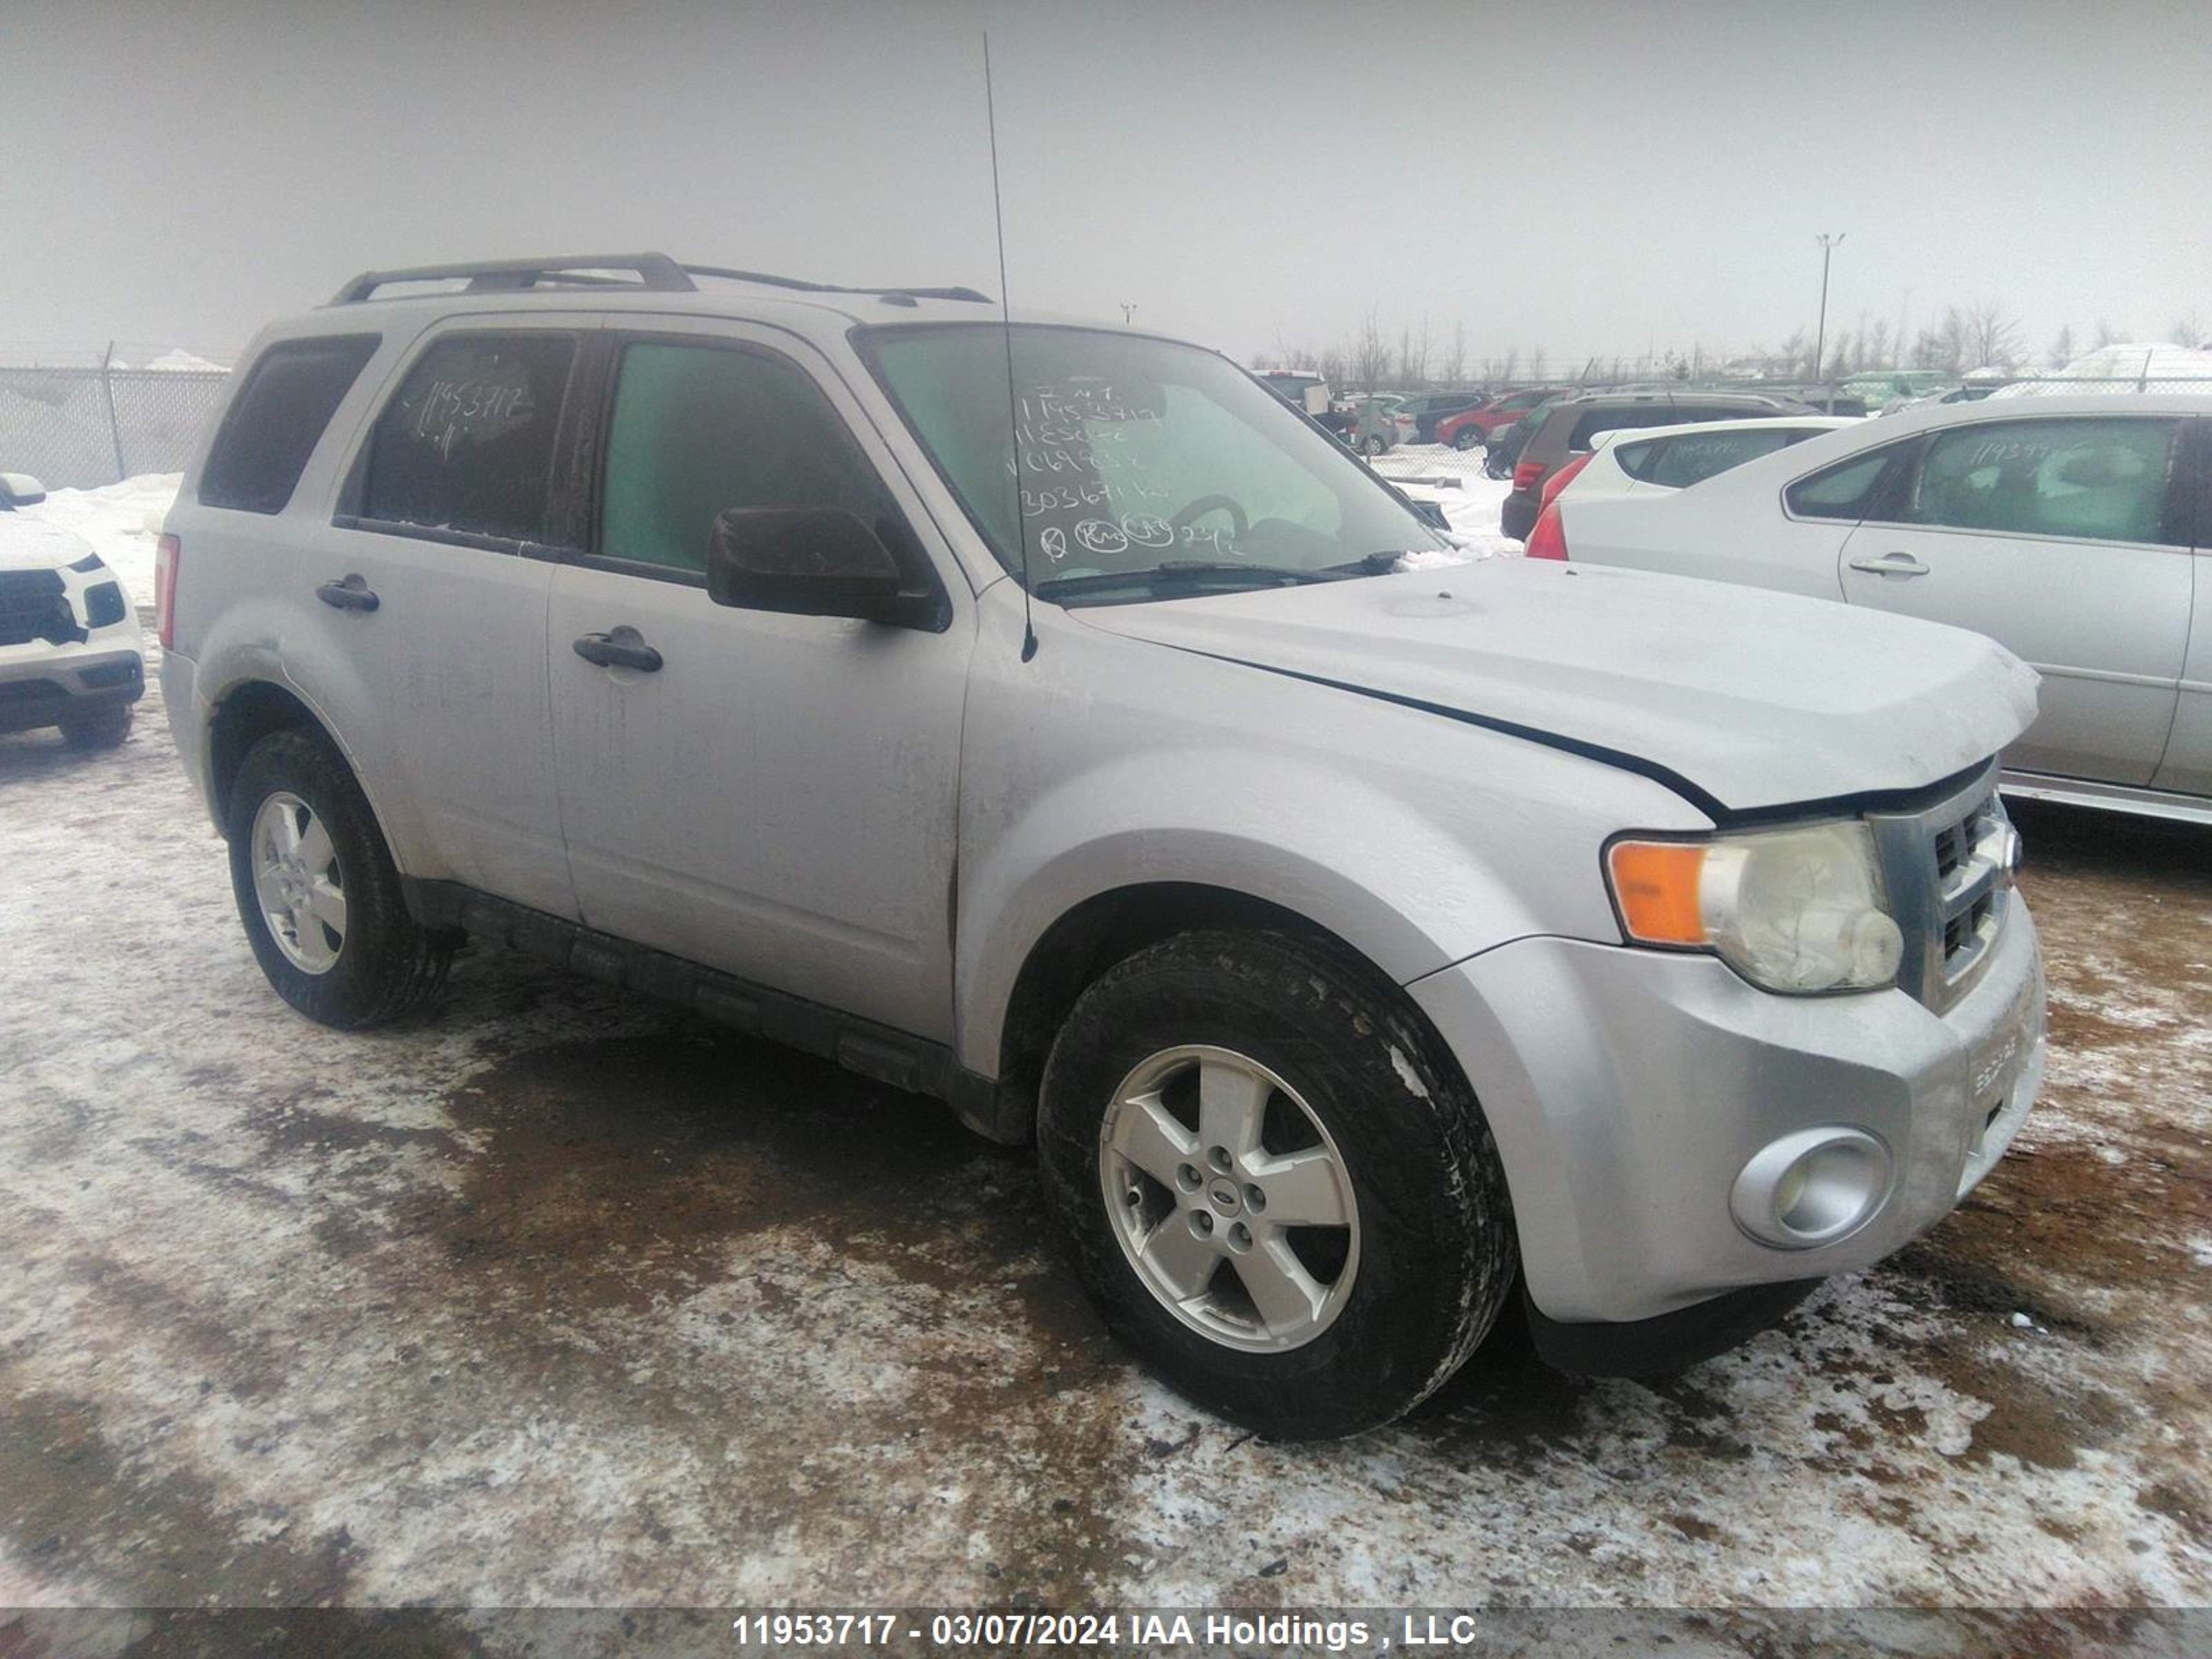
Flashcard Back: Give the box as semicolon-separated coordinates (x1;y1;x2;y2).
1866;761;2014;1013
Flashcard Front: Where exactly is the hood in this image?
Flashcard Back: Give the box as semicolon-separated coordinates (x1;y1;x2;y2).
1072;559;2038;816
0;514;98;574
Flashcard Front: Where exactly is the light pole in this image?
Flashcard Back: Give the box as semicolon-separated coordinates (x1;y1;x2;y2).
1812;232;1844;380
1120;303;1136;326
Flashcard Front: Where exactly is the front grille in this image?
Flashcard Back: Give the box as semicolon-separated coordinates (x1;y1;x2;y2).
1867;762;2014;1012
0;568;71;647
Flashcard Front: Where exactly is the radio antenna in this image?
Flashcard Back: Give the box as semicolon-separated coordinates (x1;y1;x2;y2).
983;32;1038;662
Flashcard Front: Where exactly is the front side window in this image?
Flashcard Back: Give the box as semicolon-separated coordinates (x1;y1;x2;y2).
362;333;577;542
598;341;899;575
1905;417;2183;544
861;326;1441;594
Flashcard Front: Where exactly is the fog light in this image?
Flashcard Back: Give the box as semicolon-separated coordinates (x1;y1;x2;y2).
1732;1127;1892;1248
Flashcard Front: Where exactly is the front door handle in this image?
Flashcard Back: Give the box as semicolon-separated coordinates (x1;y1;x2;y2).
315;574;379;612
1847;552;1930;577
572;626;664;673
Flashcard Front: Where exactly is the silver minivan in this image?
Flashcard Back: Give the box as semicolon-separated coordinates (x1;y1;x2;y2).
159;254;2047;1437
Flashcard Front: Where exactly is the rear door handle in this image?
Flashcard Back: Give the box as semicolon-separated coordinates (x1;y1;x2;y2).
572;626;664;673
1847;552;1930;577
315;574;379;612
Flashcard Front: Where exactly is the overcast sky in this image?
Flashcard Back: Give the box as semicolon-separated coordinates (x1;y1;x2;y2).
5;0;2206;366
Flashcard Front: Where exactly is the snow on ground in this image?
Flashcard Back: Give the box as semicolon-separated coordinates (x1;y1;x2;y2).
1994;341;2212;397
20;473;177;610
1370;443;1523;557
1;666;2208;1629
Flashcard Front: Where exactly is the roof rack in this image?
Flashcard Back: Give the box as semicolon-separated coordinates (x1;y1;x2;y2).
682;265;991;304
330;253;695;305
328;253;993;308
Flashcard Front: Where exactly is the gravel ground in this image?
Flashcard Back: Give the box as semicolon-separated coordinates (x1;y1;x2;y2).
1;650;2208;1647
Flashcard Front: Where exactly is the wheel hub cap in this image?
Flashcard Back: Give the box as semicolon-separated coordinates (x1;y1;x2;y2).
250;791;346;977
1098;1044;1360;1353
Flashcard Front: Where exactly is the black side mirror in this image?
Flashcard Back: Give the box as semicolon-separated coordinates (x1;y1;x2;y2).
706;507;943;630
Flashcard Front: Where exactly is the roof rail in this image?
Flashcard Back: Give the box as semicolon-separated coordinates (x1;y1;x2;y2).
329;253;696;305
682;264;991;304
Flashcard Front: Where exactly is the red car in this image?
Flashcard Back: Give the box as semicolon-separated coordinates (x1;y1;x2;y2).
1436;387;1573;450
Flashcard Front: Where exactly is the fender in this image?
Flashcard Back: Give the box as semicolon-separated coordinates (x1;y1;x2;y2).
952;740;1699;1081
192;618;433;881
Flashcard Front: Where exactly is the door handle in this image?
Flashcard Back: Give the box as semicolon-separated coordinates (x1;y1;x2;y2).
1847;552;1930;577
315;574;379;612
572;626;664;673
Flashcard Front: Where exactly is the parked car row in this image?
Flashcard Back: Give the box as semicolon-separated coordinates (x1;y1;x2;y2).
1530;395;2212;823
1494;388;1820;539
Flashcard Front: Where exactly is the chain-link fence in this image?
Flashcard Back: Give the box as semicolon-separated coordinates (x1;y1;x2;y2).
0;362;231;490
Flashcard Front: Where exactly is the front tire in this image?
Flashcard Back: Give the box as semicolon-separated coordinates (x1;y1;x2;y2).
1038;929;1517;1438
225;728;454;1029
58;700;133;749
1452;427;1483;451
1360;434;1388;456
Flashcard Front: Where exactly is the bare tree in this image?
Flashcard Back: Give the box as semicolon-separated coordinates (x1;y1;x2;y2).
2171;312;2206;349
1499;347;1520;384
1351;309;1390;393
1439;321;1468;386
2047;324;2076;370
1960;301;2023;369
1528;346;1548;382
1864;317;1891;371
2092;319;2122;349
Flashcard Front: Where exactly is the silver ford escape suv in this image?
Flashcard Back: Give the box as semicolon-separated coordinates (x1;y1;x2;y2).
160;254;2047;1438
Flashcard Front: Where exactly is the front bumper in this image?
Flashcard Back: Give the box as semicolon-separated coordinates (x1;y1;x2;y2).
0;646;144;734
1408;900;2045;1332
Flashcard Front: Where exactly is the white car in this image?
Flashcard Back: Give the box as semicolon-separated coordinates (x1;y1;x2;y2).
1538;395;2211;823
1542;415;1860;509
0;472;145;749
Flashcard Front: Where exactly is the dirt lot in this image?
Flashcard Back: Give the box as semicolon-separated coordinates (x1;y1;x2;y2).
1;659;2207;1645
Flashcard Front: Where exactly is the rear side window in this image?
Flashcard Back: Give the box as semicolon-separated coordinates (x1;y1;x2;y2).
362;334;577;543
1619;427;1804;488
1905;417;2183;545
199;335;380;514
1786;443;1910;521
598;341;898;575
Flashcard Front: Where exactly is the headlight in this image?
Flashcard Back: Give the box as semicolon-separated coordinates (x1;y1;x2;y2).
1606;821;1904;994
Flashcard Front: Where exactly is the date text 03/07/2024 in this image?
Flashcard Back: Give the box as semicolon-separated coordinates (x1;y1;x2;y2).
728;1611;1527;1650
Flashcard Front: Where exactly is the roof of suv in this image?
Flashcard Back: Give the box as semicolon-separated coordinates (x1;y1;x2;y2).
247;251;1199;368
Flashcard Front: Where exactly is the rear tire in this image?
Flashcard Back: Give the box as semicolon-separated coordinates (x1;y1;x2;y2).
1038;928;1517;1438
225;728;454;1029
58;701;133;750
1452;427;1483;451
1360;434;1388;456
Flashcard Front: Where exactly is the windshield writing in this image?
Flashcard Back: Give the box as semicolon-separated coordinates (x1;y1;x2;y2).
861;325;1441;597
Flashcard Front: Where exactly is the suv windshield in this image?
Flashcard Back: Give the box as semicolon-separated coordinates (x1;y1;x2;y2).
859;324;1443;599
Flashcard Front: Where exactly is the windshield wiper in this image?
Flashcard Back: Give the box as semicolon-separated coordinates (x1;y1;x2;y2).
1034;560;1356;599
1322;551;1416;575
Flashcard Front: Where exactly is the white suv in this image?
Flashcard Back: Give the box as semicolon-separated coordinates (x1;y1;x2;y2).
161;254;2047;1437
1;471;144;749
